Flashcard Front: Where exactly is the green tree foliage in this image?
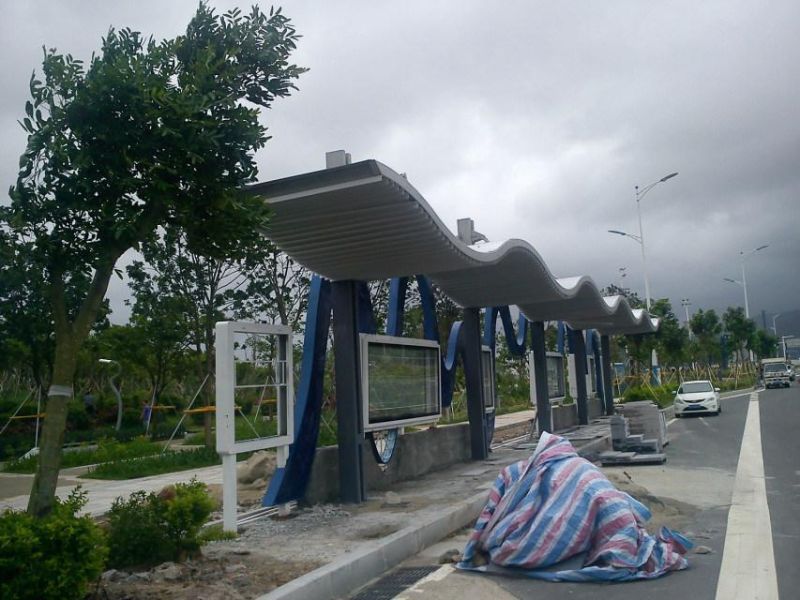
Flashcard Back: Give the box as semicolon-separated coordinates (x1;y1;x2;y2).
233;245;311;329
5;3;306;516
722;306;757;363
752;329;778;360
689;308;723;364
0;488;107;600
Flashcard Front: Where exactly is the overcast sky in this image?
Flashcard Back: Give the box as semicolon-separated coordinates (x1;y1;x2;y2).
2;1;798;328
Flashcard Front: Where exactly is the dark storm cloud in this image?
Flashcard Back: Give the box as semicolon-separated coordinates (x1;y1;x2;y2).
2;1;798;323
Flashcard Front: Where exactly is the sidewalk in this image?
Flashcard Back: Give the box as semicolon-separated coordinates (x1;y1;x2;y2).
0;463;224;516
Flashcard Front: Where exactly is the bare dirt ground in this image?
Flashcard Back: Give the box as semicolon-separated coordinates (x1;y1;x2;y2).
97;551;322;600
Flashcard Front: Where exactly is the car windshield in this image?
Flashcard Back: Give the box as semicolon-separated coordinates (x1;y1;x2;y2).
679;382;713;393
764;364;785;373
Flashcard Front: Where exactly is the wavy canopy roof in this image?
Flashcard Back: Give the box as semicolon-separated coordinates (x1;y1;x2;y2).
249;159;658;335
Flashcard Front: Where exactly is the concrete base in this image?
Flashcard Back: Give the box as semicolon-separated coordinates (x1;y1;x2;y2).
305;423;473;505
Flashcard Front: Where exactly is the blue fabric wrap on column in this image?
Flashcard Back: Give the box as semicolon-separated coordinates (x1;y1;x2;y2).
263;275;332;506
557;321;566;354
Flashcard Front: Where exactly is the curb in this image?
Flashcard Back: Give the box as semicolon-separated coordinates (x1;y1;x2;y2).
255;490;488;600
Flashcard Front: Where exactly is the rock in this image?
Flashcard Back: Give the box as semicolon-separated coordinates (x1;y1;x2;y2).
438;549;462;564
124;572;151;583
101;569;121;582
158;484;177;502
237;451;276;484
694;545;713;554
154;562;183;581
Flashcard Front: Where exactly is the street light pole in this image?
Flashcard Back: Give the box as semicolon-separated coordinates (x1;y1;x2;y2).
681;298;692;337
610;171;677;312
99;358;123;431
772;313;781;336
738;244;768;319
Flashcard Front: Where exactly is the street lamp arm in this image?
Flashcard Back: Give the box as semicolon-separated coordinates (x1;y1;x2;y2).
636;171;679;203
608;229;642;244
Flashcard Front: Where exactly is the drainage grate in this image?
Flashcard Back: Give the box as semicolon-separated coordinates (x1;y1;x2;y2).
351;566;440;600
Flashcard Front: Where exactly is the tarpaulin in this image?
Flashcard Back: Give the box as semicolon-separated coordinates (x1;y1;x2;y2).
457;431;692;582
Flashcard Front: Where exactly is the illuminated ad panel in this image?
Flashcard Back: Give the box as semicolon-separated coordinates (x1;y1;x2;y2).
360;334;441;432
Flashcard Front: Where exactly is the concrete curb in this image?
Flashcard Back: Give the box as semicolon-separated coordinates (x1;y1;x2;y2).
256;490;488;600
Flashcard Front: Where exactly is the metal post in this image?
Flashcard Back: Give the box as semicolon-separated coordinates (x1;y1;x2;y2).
530;321;552;433
636;189;651;312
741;260;750;318
462;308;488;460
570;328;589;425
221;453;237;532
600;335;615;416
331;280;365;503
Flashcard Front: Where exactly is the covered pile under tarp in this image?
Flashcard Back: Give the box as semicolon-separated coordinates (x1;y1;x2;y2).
457;431;692;582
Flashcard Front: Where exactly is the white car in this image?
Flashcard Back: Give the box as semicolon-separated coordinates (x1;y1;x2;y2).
674;380;721;417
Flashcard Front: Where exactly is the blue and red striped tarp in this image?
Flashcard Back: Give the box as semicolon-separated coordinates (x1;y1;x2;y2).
457;431;692;582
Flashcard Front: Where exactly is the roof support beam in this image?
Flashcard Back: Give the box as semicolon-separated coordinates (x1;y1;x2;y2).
530;321;552;434
332;280;366;503
462;307;489;460
600;334;615;416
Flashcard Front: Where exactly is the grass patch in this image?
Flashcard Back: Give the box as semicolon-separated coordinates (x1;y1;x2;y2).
84;447;221;480
198;524;238;543
3;437;161;473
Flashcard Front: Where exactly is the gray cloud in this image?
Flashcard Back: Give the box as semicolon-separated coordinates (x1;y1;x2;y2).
2;0;798;325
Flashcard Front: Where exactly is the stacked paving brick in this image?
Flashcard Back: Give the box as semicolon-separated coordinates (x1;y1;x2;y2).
600;401;667;465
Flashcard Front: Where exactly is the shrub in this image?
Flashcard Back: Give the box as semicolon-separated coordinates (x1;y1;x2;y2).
0;488;107;600
107;479;215;569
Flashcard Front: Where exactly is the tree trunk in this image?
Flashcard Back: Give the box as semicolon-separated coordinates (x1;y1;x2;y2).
26;338;77;516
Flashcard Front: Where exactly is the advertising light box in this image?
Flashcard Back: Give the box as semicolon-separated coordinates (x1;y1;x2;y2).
360;334;441;432
546;352;566;401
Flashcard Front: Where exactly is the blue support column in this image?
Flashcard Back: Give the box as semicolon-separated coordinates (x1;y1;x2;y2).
331;280;366;503
601;334;615;416
462;308;488;460
569;327;590;425
530;321;552;433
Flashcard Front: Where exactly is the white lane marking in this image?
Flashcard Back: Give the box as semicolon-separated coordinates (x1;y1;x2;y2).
715;392;779;600
699;417;711;428
667;418;677;426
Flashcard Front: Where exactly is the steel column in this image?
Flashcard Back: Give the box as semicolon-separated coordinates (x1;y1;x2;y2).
600;334;615;416
530;321;552;433
331;280;365;503
462;308;488;460
570;328;589;425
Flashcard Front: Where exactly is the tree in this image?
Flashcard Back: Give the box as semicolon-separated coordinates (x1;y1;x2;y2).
689;309;723;365
648;299;688;367
752;329;778;360
129;229;267;446
722;306;757;363
5;4;306;516
232;245;311;330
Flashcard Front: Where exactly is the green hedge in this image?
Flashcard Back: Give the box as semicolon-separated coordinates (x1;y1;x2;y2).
85;447;220;480
3;437;161;473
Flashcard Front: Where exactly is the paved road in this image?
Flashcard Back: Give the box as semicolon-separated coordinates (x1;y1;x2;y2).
357;387;799;599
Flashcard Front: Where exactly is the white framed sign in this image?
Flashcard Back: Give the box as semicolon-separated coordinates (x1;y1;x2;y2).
215;321;294;531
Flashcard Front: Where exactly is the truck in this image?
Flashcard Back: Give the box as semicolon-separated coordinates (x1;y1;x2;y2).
761;357;791;389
